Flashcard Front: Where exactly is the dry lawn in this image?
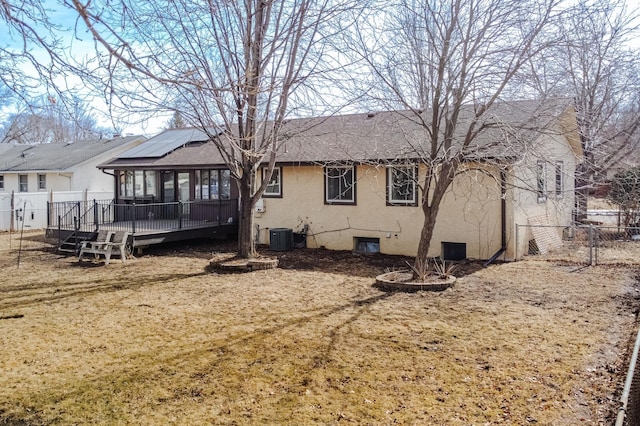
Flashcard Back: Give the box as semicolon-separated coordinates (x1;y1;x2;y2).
0;231;639;425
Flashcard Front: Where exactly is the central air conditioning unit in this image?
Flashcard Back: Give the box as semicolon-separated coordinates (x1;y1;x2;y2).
270;228;293;251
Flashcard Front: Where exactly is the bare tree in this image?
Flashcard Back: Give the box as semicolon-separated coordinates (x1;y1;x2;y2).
67;0;351;258
340;0;562;269
518;0;640;218
1;95;105;144
1;2;76;107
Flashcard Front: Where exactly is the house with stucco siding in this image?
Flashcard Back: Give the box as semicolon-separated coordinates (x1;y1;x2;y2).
252;99;582;261
95;99;582;260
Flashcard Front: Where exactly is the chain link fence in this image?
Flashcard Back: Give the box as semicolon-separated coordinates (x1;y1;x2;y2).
517;222;640;425
516;223;640;266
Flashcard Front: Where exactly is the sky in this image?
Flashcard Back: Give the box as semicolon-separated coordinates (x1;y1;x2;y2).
2;0;171;137
4;0;640;139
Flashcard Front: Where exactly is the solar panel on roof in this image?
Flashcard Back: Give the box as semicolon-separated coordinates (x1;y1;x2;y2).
118;128;209;158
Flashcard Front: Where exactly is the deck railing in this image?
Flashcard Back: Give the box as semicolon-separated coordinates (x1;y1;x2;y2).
48;198;238;234
48;199;108;232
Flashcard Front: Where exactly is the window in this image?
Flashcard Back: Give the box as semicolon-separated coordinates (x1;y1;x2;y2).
555;161;564;197
195;170;210;199
119;170;156;198
19;175;28;192
134;170;144;196
325;165;356;204
119;171;134;197
354;237;380;254
0;175;4;191
263;167;282;197
37;174;46;190
536;160;547;202
195;169;231;200
162;171;175;202
220;170;231;199
145;171;157;197
387;165;417;205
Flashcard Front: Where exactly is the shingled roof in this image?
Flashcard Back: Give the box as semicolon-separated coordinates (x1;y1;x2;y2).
100;98;580;170
272;98;580;164
0;135;146;172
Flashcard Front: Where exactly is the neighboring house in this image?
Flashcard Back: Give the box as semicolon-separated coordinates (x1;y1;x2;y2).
0;135;146;230
0;135;146;193
96;99;582;260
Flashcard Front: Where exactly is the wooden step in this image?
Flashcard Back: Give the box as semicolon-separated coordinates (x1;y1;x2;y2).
58;232;93;255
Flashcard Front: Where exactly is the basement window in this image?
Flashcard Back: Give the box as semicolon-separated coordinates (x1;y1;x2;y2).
354;237;380;254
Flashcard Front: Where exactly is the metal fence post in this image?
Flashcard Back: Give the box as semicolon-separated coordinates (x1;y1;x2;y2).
93;199;98;229
74;216;79;253
594;226;599;266
515;224;520;261
589;224;593;266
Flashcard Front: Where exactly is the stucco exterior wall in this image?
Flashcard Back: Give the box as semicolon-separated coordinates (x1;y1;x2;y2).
507;127;579;260
255;163;503;259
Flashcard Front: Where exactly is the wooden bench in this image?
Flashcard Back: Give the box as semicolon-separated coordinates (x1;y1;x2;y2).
78;231;130;265
78;230;113;254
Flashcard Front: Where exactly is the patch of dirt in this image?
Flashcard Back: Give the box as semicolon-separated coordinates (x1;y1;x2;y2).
0;231;638;425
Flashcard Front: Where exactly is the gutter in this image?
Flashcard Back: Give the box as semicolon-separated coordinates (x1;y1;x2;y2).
483;168;507;267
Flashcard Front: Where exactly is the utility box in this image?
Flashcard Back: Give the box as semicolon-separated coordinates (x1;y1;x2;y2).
270;228;293;251
441;242;466;261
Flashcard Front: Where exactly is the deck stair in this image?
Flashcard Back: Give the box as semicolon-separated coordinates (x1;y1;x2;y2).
58;231;95;255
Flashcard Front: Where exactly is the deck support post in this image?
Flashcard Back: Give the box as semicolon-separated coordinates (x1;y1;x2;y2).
131;203;137;234
93;200;99;230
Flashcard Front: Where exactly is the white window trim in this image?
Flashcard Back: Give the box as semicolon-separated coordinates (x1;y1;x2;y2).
18;174;28;193
38;174;46;191
387;164;417;205
537;160;547;203
325;165;355;204
555;161;564;198
263;167;282;197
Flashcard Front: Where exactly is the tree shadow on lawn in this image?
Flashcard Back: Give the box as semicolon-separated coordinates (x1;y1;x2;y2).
3;290;396;425
0;269;209;311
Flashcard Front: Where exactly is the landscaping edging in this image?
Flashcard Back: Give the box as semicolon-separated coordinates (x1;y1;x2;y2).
208;257;279;273
375;270;456;292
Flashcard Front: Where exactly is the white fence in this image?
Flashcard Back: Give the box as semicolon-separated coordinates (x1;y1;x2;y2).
0;191;113;231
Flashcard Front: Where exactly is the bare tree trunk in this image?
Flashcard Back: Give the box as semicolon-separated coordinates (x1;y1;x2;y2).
237;168;257;259
237;203;255;258
415;205;439;265
415;167;451;269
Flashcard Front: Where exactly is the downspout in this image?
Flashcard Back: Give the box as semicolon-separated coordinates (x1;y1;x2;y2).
483;167;507;267
101;169;116;202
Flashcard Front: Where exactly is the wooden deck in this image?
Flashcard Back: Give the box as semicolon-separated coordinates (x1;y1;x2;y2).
100;220;238;248
47;199;239;251
48;220;238;252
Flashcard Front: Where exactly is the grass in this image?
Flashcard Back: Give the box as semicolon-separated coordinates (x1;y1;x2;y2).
0;231;637;424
